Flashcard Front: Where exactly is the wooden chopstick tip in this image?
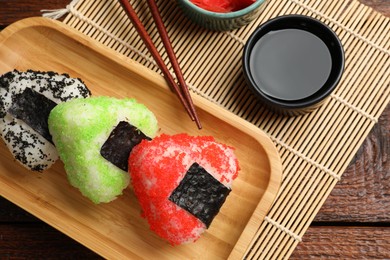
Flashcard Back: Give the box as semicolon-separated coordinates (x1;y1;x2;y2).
118;0;202;129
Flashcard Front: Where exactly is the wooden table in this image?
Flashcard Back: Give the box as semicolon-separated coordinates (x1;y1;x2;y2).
0;1;389;259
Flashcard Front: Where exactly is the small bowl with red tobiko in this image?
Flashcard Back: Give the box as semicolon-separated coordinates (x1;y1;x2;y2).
177;0;267;31
191;0;256;12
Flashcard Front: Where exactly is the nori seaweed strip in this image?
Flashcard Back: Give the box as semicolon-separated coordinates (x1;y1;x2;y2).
169;162;231;228
8;88;57;143
100;121;151;172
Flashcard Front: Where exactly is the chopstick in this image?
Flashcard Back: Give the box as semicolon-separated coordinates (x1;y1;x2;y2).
118;0;202;129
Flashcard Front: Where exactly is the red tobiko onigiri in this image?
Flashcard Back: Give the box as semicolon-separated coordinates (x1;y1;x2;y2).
128;133;240;245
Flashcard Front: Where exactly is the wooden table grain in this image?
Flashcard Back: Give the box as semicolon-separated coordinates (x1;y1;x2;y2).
0;1;389;259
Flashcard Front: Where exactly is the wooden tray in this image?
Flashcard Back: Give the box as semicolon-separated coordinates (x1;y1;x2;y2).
0;17;282;259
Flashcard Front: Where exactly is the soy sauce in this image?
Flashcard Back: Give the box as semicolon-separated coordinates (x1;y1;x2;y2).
249;29;332;101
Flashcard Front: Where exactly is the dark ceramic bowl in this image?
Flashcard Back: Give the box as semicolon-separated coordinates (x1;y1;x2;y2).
243;15;345;116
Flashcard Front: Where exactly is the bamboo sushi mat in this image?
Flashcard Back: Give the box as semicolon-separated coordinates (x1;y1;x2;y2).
44;0;390;258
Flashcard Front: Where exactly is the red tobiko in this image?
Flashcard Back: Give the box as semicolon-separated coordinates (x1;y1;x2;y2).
190;0;256;13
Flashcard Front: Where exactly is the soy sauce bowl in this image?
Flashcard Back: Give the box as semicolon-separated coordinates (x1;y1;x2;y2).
243;15;345;116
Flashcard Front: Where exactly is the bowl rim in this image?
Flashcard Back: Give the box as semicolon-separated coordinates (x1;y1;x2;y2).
178;0;267;18
242;14;345;109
